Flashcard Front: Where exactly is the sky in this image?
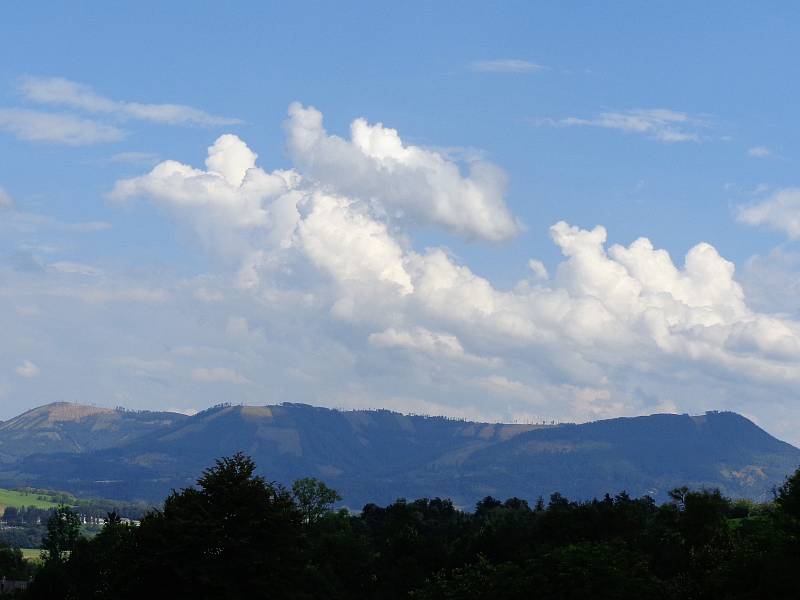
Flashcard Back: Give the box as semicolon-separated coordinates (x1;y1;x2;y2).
2;2;800;442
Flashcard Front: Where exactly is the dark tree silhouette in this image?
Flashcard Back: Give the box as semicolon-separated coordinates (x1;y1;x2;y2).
40;506;81;564
21;456;800;600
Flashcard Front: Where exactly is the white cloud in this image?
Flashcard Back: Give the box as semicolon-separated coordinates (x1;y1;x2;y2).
191;367;250;384
109;104;520;299
5;101;795;438
109;134;289;222
16;360;40;378
0;186;14;209
536;109;705;143
285;103;521;241
528;259;548;280
469;59;543;74
298;192;414;301
369;327;494;365
110;134;297;237
0;108;125;145
737;188;800;239
106;108;800;402
19;77;241;126
109;134;301;290
748;146;772;158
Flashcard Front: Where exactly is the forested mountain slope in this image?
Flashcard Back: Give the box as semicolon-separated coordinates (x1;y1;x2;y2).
0;403;796;506
0;402;187;462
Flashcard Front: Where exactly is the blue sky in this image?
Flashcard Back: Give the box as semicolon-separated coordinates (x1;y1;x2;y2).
3;2;800;442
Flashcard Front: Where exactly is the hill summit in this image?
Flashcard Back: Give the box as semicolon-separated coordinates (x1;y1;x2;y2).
0;402;187;463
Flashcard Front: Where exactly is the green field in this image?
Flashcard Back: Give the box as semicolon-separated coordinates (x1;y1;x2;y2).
20;548;42;563
0;488;61;510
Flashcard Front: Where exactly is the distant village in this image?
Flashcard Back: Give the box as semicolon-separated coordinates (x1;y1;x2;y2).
1;509;140;528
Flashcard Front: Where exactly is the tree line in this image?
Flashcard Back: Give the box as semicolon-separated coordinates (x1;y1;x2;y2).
4;453;800;598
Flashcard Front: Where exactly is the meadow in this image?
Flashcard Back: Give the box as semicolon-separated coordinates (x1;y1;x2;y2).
19;548;42;563
0;488;61;510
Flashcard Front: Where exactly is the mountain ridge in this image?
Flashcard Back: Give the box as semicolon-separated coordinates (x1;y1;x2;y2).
0;402;797;508
0;402;188;462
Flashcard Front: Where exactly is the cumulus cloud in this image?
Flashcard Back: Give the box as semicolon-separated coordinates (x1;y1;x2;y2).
8;101;781;435
109;133;288;220
528;259;548;280
0;108;125;145
16;360;40;378
19;77;241;126
285;103;521;241
369;327;495;365
109;133;296;227
469;59;543;73
298;192;414;303
737;188;800;239
109;133;300;284
109;103;521;297
406;220;791;381
535;109;705;143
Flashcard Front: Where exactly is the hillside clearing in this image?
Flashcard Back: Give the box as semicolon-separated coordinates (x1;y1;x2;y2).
0;488;61;510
